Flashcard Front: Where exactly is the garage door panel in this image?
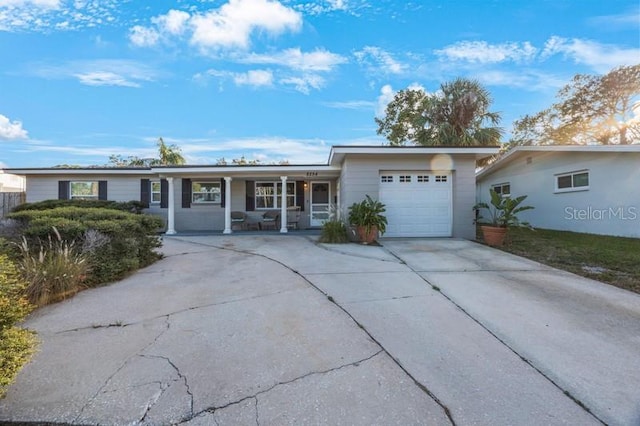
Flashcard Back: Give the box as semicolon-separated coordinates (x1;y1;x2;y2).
379;171;452;238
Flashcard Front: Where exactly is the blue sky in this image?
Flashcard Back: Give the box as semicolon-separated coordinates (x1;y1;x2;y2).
0;0;638;167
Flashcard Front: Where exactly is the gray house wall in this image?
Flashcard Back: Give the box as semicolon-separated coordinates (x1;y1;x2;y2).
477;151;640;238
337;154;478;239
25;175;145;203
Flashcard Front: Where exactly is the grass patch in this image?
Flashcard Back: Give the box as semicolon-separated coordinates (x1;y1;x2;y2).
483;227;640;294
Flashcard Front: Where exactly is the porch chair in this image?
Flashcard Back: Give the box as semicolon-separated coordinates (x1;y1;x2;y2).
230;211;247;230
260;210;280;230
286;206;301;229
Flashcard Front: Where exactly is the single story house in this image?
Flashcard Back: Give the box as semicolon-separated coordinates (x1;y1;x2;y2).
5;145;498;239
476;145;640;239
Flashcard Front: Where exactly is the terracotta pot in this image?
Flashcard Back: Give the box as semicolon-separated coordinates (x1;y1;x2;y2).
481;225;507;246
357;225;378;244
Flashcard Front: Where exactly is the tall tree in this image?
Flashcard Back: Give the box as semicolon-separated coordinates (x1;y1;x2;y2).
376;78;503;146
512;64;640;145
107;137;186;166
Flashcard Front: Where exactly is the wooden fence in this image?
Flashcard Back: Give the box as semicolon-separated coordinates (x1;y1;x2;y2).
0;192;25;218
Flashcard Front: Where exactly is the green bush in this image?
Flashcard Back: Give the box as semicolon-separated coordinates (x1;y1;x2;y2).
319;220;349;244
11;199;146;214
0;254;37;398
8;206;163;286
16;232;90;307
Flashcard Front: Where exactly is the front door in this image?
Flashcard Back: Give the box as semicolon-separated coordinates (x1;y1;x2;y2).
310;182;330;227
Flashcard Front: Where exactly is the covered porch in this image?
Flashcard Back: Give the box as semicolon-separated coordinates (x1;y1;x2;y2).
155;165;341;234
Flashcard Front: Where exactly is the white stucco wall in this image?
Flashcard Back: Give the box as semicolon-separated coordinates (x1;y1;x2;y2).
0;172;25;192
477;151;640;238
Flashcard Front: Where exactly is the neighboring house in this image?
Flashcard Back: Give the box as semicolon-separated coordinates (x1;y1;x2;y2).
0;171;25;192
5;145;498;239
476;145;640;238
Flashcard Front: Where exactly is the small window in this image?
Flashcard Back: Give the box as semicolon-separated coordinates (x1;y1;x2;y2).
150;180;161;204
435;175;447;183
381;175;393;183
399;175;412;183
417;175;429;183
192;182;221;204
492;183;511;197
70;181;99;199
555;171;589;192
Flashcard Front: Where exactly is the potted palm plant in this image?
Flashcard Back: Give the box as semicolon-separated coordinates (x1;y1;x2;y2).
473;189;534;246
348;195;387;244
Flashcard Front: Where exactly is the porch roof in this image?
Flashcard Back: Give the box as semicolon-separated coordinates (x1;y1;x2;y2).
153;164;341;179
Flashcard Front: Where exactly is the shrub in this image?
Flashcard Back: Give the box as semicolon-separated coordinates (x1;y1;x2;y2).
0;254;37;398
11;199;146;214
319;220;349;244
8;206;163;286
16;230;90;307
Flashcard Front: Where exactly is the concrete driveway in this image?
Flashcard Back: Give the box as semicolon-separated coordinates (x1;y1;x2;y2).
1;236;638;425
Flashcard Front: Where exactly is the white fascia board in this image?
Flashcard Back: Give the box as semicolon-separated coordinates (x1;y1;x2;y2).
328;146;500;165
154;165;341;176
4;168;154;176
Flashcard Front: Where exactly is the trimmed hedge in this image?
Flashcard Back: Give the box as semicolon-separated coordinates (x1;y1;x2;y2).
12;199;146;214
8;203;164;285
0;254;37;398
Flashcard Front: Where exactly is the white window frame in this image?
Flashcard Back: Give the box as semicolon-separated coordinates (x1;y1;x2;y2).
491;182;511;198
150;180;161;204
70;181;99;199
192;181;221;204
255;181;296;210
555;170;589;193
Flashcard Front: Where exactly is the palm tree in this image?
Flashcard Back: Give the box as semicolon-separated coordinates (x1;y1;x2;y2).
376;78;503;146
154;137;186;165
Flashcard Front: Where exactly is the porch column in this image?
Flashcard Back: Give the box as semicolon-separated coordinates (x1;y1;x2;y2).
166;177;176;235
223;177;232;234
280;176;288;233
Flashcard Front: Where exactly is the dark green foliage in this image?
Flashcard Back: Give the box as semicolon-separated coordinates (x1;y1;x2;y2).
319;220;349;244
473;188;535;228
348;195;388;236
12;199;146;214
8;206;163;285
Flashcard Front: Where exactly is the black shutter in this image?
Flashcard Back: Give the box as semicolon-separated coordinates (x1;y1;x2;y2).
220;178;226;208
140;179;150;208
98;181;108;200
58;181;69;200
160;179;168;208
296;181;305;212
182;178;192;208
245;180;255;211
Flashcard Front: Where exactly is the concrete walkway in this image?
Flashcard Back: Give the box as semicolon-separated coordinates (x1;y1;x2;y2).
1;236;638;425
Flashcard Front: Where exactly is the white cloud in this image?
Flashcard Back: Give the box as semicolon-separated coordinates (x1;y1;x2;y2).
233;69;274;87
152;9;190;36
0;0;121;32
240;48;347;71
0;114;28;140
201;68;274;88
130;1;302;52
541;36;640;73
354;46;408;75
435;41;538;64
0;0;59;7
74;71;141;88
322;100;376;110
376;84;395;116
280;74;325;94
475;69;566;91
31;59;159;88
588;8;640;28
129;25;160;47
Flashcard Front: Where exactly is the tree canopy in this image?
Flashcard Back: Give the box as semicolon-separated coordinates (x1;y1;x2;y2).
376;78;503;146
108;137;186;167
511;64;640;145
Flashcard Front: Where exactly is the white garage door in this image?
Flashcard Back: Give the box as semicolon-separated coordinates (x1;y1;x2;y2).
379;171;452;237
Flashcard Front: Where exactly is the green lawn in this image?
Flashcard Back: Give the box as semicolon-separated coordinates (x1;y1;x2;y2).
479;227;640;294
